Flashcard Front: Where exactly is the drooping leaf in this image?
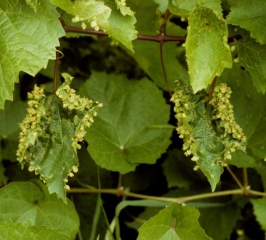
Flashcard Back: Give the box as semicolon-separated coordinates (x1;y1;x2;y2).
171;82;226;191
236;30;266;93
0;85;27;161
227;0;266;44
0;220;70;240
199;201;241;240
0;181;79;239
79;72;172;173
0;0;64;109
168;0;222;18
186;6;232;93
50;0;137;51
251;198;266;231
17;75;102;201
137;203;212;240
162;149;200;189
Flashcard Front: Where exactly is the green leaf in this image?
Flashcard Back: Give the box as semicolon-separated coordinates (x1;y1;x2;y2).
21;94;79;201
162;149;199;189
0;0;64;109
168;0;222;18
18;77;102;201
153;0;168;12
0;85;27;161
186;6;232;92
137;203;212;240
0;220;70;240
171;82;225;191
25;0;39;12
199;201;241;240
236;30;266;93
79;72;172;173
251;198;266;231
227;0;266;44
0;181;79;238
51;0;137;51
193;103;224;191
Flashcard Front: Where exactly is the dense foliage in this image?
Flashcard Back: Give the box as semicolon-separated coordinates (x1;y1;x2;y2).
1;0;266;239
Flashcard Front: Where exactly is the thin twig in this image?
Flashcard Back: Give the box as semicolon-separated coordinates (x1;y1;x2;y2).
53;47;60;93
67;187;245;204
226;165;244;190
243;167;248;190
159;9;172;96
62;21;186;43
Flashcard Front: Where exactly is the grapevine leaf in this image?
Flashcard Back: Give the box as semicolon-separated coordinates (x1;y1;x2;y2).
186;6;232;93
199;201;241;240
51;0;137;51
227;0;266;44
17;77;102;201
193;103;224;191
137;203;212;240
0;0;64;109
21;94;79;201
171;82;226;191
79;72;172;173
251;198;266;231
162;149;199;189
153;0;168;12
25;0;39;12
168;0;222;18
0;85;27;161
0;181;79;238
0;220;70;240
236;30;266;93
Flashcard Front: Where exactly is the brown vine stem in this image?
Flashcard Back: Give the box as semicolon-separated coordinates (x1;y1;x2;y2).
159;10;172;96
226;165;244;191
53;47;60;93
61;21;186;43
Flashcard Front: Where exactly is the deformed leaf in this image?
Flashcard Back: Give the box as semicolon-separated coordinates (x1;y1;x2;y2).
199;201;241;240
137;203;212;240
251;198;266;231
17;76;102;201
0;0;64;109
51;0;137;51
186;6;232;93
79;72;172;173
171;82;225;191
0;220;70;240
237;30;266;93
227;0;266;44
168;0;222;18
0;181;79;239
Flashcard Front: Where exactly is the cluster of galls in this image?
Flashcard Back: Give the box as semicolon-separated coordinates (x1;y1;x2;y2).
209;83;246;160
170;84;199;163
17;85;45;165
56;82;103;150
